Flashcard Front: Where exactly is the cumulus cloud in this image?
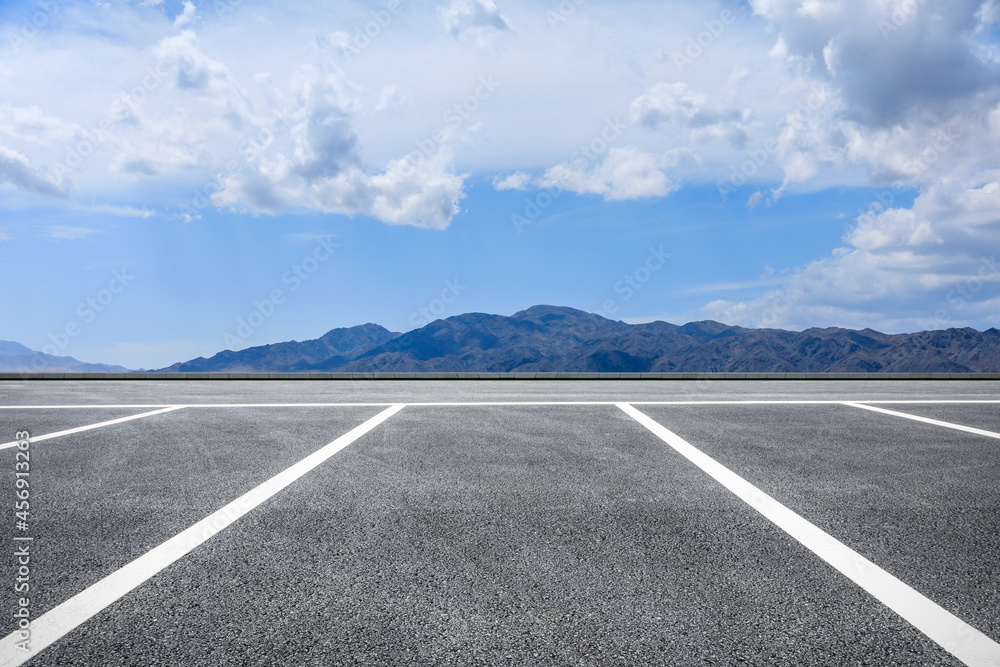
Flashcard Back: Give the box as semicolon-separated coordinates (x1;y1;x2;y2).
539;148;675;201
704;177;1000;331
208;68;466;229
1;0;997;259
154;30;243;97
439;0;510;45
681;0;1000;329
0;105;80;145
752;0;1000;126
0;146;66;197
213;149;465;229
492;171;531;191
173;1;196;28
630;82;748;147
101;30;257;178
848;206;942;250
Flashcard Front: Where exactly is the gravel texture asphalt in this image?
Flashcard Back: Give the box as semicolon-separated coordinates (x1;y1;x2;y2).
0;381;997;666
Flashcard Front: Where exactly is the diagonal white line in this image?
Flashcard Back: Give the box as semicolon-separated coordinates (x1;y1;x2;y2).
0;404;406;666
617;403;1000;667
0;407;186;451
844;402;1000;440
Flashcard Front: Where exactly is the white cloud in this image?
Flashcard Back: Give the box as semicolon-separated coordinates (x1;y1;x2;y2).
848;206;942;250
375;85;405;112
539;148;675;201
492;170;530;190
0;105;80;144
43;226;103;240
154;30;243;97
0;146;66;197
0;0;996;253
705;177;1000;331
439;0;511;45
979;0;1000;25
630;82;749;153
212;152;465;230
85;204;156;218
203;58;467;229
678;0;999;330
751;0;1000;125
173;1;196;28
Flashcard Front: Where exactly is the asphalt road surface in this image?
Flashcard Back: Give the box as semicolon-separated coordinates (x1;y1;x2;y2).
0;381;998;666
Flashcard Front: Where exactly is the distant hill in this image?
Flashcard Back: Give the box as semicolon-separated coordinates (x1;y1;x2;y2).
155;306;1000;373
158;323;400;372
0;341;132;373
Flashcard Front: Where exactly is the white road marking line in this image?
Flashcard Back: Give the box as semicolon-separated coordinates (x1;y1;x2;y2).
844;402;1000;440
0;405;175;409
0;407;186;451
1;399;999;409
0;404;405;667
617;402;1000;667
0;404;390;409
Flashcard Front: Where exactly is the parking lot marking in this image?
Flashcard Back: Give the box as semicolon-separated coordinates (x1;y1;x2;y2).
2;399;999;410
618;403;1000;667
0;404;405;667
0;407;186;451
844;402;1000;440
0;405;175;410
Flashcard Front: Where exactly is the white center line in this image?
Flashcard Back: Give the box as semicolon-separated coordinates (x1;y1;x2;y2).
844;402;1000;440
0;407;186;451
0;404;405;667
617;403;1000;667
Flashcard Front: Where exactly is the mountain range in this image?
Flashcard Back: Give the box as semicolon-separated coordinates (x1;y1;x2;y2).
0;340;132;373
4;306;999;373
159;305;1000;373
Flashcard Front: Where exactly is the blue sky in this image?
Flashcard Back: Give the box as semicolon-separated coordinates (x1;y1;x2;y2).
1;0;998;368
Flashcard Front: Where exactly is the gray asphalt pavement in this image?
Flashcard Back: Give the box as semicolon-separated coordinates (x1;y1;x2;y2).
0;381;997;666
2;379;1000;406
